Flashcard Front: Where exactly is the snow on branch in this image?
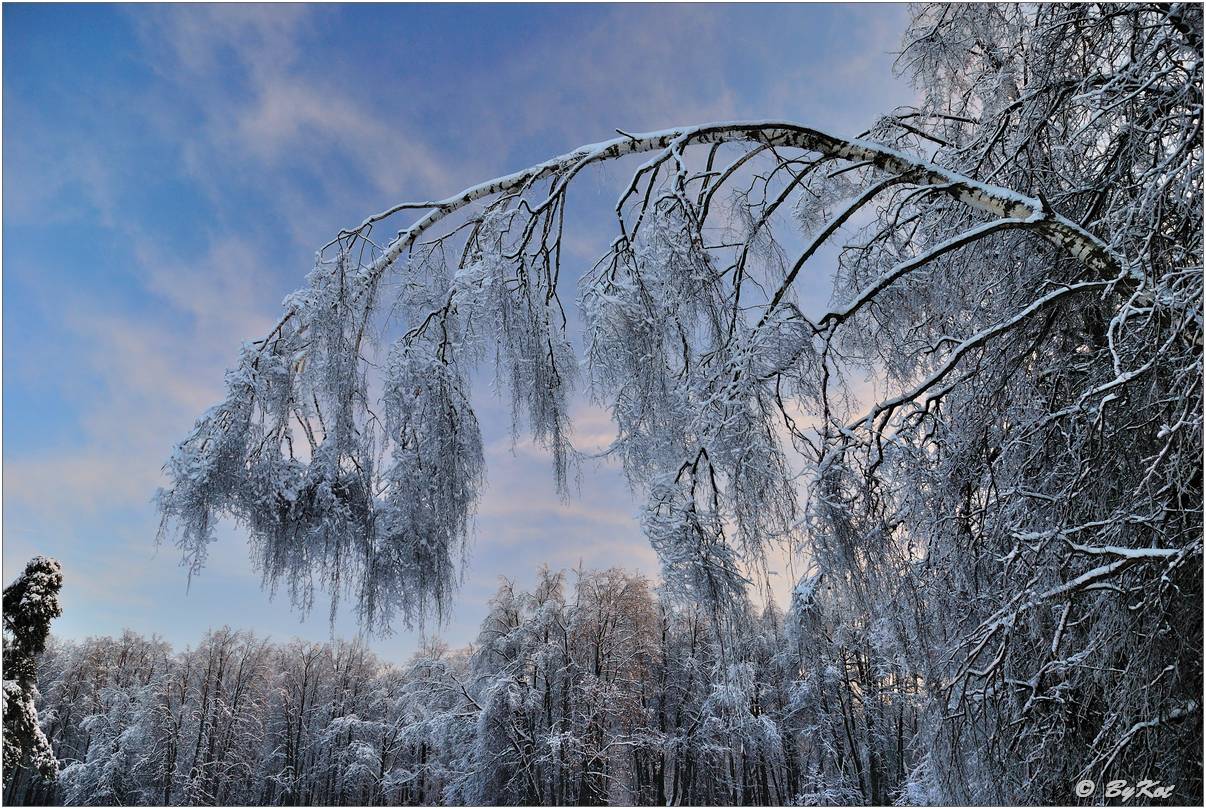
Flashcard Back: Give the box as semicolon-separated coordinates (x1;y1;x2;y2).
157;101;1194;644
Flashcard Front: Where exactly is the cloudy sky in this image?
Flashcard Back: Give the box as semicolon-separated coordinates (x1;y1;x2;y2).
3;3;912;660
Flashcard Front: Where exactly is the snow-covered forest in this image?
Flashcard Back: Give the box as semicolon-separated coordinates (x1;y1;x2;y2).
4;2;1202;804
5;566;907;806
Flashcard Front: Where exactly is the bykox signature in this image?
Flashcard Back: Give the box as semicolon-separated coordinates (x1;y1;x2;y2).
1075;779;1176;801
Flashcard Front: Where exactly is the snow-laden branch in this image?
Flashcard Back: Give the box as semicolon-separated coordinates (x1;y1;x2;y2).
381;122;1118;273
264;121;1124;352
150;5;1202;804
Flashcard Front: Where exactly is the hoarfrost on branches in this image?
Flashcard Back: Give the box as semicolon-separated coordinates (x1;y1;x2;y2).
158;112;1130;627
151;3;1202;802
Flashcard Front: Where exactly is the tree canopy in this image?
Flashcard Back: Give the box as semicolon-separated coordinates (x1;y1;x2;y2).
157;4;1202;802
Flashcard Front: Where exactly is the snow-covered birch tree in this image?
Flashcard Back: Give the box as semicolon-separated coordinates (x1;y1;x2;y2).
155;3;1201;802
157;80;1151;629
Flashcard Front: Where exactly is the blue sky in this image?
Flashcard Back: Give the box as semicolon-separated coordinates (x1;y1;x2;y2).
3;3;912;660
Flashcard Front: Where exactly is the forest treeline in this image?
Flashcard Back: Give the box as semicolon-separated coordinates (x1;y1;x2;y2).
9;566;918;806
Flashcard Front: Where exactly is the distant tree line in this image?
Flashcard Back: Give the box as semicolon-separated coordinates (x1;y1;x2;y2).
9;560;1199;806
7;565;922;806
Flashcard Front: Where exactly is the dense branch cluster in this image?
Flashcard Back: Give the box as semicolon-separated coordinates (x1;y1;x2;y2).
831;5;1203;799
153;3;1203;802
